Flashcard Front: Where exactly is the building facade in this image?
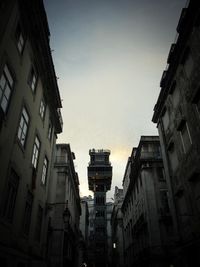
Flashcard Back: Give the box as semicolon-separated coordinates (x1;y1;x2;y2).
81;195;95;267
152;1;200;266
111;186;124;267
0;0;62;266
47;144;81;267
87;149;112;267
106;202;114;267
80;199;89;245
122;136;174;267
79;198;89;265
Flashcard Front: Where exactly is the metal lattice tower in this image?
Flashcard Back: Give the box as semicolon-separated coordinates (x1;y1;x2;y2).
87;149;112;267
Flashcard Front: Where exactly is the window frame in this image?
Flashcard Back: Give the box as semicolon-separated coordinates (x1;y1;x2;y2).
28;66;38;93
48;119;53;141
31;135;41;169
17;106;30;148
15;22;25;54
178;121;192;154
41;156;48;185
39;98;46;121
0;64;14;114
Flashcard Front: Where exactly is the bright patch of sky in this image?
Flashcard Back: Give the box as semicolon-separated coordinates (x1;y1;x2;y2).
44;0;186;198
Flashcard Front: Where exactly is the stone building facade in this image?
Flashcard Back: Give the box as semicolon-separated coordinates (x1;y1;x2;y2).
47;144;81;267
152;1;200;266
0;0;62;266
106;202;114;267
82;195;95;267
121;136;174;267
111;186;124;267
79;198;89;265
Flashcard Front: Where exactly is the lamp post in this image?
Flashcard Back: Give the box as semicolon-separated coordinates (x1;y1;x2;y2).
46;200;71;267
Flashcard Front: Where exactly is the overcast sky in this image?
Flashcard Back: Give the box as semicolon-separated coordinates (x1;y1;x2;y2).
43;0;186;199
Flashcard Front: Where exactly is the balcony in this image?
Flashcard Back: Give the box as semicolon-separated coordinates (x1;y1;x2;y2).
88;161;111;166
167;43;176;64
160;70;168;88
54;156;68;166
140;151;162;160
176;8;187;34
89;149;110;154
88;166;112;178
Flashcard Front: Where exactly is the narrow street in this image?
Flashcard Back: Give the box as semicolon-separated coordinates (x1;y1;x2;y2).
0;0;200;267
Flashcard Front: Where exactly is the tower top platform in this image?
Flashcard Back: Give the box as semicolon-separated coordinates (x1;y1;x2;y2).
88;149;112;192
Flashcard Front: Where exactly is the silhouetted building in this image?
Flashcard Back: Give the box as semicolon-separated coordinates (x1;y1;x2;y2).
79;198;89;265
111;186;124;267
80;199;89;245
122;136;174;267
152;1;200;266
0;0;62;266
82;195;95;267
88;149;112;267
47;144;81;267
106;202;114;267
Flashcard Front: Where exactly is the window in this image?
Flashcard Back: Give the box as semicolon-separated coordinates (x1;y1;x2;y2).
179;121;192;153
39;99;45;120
28;67;37;92
17;107;29;147
0;64;14;113
23;191;33;235
3;169;19;222
15;23;25;54
32;136;40;169
35;205;43;241
48;120;53;140
141;143;148;152
41;156;48;185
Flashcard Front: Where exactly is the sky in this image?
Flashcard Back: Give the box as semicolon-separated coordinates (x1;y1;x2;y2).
43;0;186;199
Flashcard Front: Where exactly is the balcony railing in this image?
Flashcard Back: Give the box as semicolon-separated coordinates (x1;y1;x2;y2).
160;70;168;88
89;149;110;154
140;151;162;160
167;43;176;64
55;156;68;165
